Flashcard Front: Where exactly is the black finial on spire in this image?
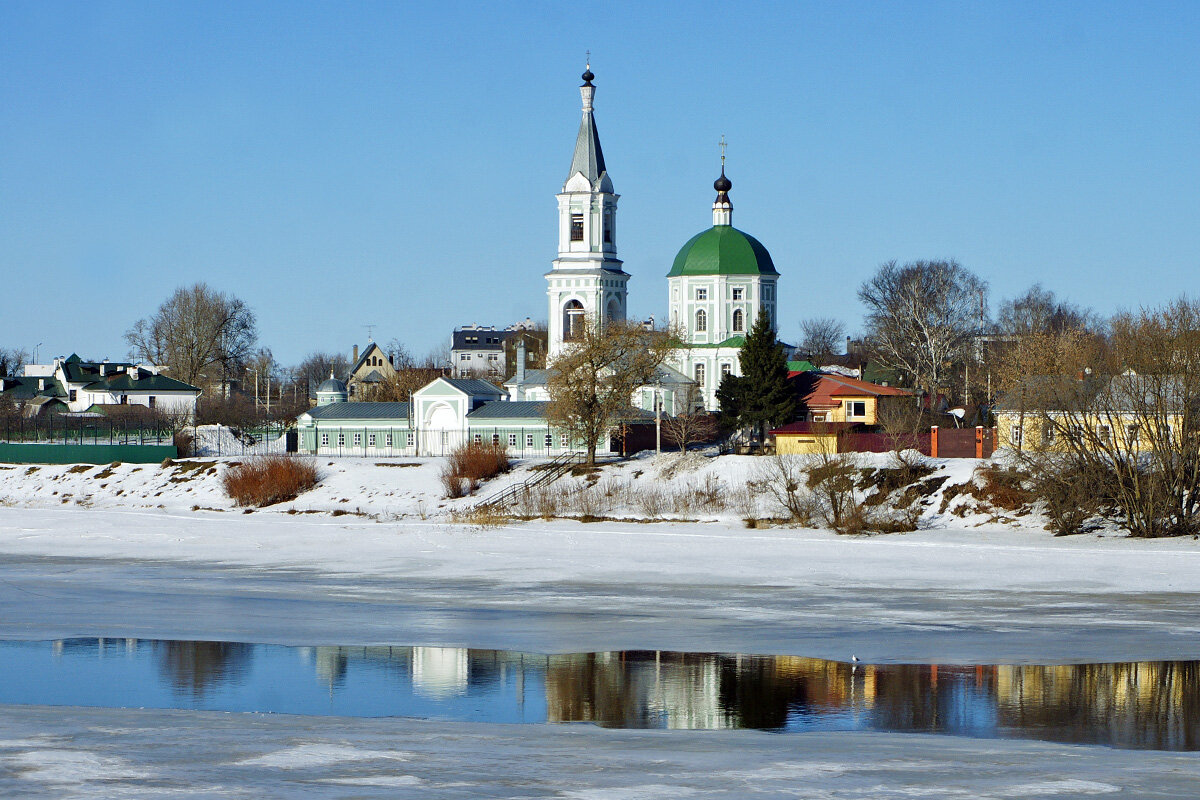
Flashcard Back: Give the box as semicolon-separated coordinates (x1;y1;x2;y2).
582;51;594;85
714;166;732;194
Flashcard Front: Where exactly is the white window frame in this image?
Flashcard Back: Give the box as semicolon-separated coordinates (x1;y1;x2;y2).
695;287;708;301
508;433;518;447
695;309;707;332
406;432;414;447
732;287;744;301
353;432;362;447
385;433;393;447
368;433;377;448
526;433;535;448
320;433;329;447
337;433;345;447
561;433;569;448
545;433;553;448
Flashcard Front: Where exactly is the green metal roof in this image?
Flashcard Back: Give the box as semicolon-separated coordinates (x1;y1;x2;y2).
787;360;817;372
667;225;778;277
305;402;412;421
81;373;199;393
687;336;747;350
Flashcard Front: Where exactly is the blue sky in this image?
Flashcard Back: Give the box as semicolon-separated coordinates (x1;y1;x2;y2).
2;1;1198;367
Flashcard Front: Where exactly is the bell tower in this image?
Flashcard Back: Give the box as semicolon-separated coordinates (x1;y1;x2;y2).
546;61;629;359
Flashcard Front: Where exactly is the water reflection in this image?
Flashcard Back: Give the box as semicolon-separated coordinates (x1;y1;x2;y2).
7;640;1200;750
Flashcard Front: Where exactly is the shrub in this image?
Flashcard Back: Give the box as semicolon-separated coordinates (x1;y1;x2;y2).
222;455;319;507
173;429;195;458
440;442;510;498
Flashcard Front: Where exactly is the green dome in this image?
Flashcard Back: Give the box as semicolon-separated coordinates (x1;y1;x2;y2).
667;225;778;277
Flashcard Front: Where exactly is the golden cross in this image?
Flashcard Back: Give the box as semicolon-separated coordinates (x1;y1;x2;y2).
719;135;727;165
585;50;590;69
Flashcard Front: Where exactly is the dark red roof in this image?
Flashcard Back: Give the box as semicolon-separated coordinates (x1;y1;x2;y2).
789;372;912;411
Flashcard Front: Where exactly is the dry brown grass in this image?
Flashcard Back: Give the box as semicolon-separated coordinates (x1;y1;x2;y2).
441;442;511;498
223;455;319;507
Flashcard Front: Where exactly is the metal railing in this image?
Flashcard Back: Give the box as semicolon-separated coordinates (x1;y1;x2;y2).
473;451;584;511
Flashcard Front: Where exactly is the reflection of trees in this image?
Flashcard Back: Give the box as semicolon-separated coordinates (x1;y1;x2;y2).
154;640;253;698
996;661;1200;750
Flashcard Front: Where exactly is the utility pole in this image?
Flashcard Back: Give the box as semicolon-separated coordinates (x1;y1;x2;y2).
655;384;662;455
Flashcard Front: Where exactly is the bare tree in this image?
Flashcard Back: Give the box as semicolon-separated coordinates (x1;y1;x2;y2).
1006;298;1200;537
293;351;351;399
125;283;257;389
662;382;718;451
547;320;677;466
858;259;988;399
998;284;1100;337
0;347;28;377
798;317;845;365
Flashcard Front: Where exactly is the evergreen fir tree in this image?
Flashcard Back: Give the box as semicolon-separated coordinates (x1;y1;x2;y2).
717;312;797;442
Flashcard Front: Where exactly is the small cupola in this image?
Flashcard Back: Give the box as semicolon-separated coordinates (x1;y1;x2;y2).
316;372;349;406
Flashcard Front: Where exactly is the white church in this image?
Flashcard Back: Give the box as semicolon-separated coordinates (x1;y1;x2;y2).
524;64;785;412
298;65;785;456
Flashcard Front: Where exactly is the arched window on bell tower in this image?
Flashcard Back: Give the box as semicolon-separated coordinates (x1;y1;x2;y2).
696;309;707;333
564;300;585;341
732;308;744;333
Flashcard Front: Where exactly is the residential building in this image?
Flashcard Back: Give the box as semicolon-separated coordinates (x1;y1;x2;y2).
1;354;201;419
790;372;913;425
347;341;398;398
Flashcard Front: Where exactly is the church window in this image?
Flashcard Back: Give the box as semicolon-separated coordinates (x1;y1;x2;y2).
732;309;744;332
721;363;732;378
696;309;707;332
570;213;584;241
603;211;612;243
694;363;705;386
564;300;585;341
732;287;744;300
460;354;470;361
696;287;708;301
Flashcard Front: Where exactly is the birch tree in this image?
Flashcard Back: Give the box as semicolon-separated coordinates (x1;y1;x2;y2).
858;260;987;399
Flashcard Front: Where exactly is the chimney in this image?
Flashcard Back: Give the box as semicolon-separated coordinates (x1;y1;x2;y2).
38;378;46;391
516;338;526;383
845;336;852;355
353;344;359;364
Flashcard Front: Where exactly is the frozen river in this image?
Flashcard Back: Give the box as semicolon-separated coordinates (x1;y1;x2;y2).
1;508;1200;796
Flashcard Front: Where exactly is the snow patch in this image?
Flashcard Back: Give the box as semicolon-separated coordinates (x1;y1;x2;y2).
9;748;153;784
236;742;410;768
997;779;1121;796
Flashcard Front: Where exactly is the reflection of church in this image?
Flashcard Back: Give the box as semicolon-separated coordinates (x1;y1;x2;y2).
536;65;784;412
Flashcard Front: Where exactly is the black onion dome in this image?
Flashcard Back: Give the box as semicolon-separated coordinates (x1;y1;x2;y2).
581;67;595;85
714;166;732;193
